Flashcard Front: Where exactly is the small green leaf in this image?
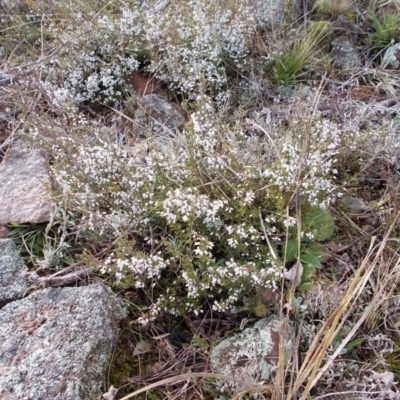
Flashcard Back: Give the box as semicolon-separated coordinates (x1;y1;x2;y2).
247;295;268;317
297;281;313;291
301;252;321;269
307;243;329;262
283;240;298;262
301;263;316;281
345;337;365;351
192;335;209;348
291;206;335;242
133;339;152;356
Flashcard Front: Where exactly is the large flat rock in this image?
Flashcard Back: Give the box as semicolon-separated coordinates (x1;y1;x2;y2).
0;239;29;307
0;283;126;400
0;148;53;224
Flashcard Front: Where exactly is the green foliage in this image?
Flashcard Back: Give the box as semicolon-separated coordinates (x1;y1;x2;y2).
272;41;311;85
291;206;335;242
386;343;400;381
44;99;344;320
300;244;327;269
270;21;331;85
284;207;334;288
367;11;400;49
345;337;365;351
7;223;48;264
284;241;328;290
243;293;268;317
6;218;83;269
313;0;354;18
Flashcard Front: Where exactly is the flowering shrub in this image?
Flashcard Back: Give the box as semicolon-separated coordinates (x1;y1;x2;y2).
64;47;140;105
143;0;255;96
48;4;144;105
4;1;400;396
42;0;257;105
42;95;351;322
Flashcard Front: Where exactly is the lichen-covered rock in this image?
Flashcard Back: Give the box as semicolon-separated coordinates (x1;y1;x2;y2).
210;316;293;391
331;36;360;70
332;15;359;42
0;239;29;307
382;42;400;69
255;0;299;31
134;94;185;135
0;283;126;400
0;149;53;224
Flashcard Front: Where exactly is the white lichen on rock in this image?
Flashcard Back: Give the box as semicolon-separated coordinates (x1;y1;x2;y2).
211;316;293;389
0;283;127;400
0;239;29;305
382;42;400;69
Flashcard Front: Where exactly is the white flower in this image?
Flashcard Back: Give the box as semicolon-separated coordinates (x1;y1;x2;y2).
244;191;255;204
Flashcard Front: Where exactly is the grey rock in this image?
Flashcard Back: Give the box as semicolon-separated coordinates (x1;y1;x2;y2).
382;42;400;69
0;239;29;307
0;283;126;400
332;15;359;42
331;36;360;70
0;148;53;225
342;196;371;214
255;0;299;31
330;16;360;71
211;316;293;390
134;94;185;136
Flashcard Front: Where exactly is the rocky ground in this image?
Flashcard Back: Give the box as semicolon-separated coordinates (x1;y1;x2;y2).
1;0;400;399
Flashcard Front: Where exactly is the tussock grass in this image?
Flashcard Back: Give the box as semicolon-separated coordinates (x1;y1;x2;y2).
313;0;355;18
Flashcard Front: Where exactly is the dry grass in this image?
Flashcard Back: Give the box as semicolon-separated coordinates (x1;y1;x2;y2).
108;203;400;399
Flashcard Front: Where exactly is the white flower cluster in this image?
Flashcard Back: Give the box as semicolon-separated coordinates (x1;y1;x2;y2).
181;258;283;306
188;96;244;174
144;0;255;94
44;2;145;105
160;188;226;224
209;259;283;312
226;223;261;250
191;113;219;153
193;236;214;258
262;119;344;207
46;0;258;104
102;252;168;288
51;131;151;235
115;7;143;39
65;49;139;104
46;93;349;319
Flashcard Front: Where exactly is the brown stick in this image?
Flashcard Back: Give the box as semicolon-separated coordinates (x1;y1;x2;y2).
26;267;94;290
